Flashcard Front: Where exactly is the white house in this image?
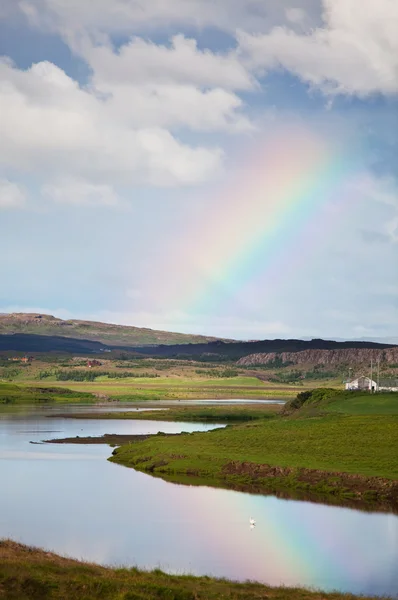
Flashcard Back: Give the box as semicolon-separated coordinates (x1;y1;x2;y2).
345;376;378;391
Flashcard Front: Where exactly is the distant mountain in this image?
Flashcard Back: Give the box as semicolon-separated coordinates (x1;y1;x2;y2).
0;332;394;359
0;313;395;359
0;313;224;347
0;333;108;354
133;337;396;360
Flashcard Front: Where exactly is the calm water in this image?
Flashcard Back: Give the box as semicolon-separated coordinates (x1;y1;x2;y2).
1;406;397;597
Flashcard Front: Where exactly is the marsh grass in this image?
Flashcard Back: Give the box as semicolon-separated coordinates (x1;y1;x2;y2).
0;540;386;600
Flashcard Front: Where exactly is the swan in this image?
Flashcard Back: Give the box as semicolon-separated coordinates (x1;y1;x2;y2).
249;517;256;526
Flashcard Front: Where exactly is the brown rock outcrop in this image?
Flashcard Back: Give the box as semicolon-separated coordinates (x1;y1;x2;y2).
237;347;398;367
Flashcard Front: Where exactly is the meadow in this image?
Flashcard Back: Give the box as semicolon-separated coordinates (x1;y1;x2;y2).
0;353;344;402
0;383;94;405
110;389;398;507
0;540;386;600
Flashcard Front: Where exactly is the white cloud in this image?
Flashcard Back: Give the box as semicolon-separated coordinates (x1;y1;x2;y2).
88;80;251;133
239;0;398;96
42;179;120;207
18;0;320;36
75;35;254;133
86;35;253;91
0;58;224;187
0;179;26;209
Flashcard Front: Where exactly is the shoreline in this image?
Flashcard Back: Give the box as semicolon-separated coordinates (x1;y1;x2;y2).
39;433;154;445
41;430;398;512
0;540;391;600
110;448;398;513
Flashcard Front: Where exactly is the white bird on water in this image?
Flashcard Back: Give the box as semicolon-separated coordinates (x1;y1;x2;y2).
249;517;256;526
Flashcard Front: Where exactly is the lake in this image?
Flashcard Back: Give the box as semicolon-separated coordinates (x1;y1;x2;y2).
1;405;397;597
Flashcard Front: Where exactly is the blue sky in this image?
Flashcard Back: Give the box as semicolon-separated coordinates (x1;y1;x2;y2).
0;0;397;340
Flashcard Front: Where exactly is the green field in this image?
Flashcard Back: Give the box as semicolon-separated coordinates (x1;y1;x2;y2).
288;388;398;415
52;403;282;423
2;376;303;401
110;389;398;506
0;383;95;405
0;540;385;600
1;352;346;402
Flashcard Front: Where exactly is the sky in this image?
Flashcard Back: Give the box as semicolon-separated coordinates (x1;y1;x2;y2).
0;0;397;341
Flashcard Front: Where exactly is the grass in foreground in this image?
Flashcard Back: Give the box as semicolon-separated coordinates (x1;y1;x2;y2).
110;390;398;507
0;540;384;600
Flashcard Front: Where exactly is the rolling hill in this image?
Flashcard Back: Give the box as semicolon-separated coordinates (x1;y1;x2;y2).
0;313;223;347
0;313;395;360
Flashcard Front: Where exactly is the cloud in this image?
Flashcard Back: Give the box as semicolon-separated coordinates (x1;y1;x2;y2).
65;34;254;133
42;179;120;207
18;0;321;36
0;58;224;187
0;179;27;209
239;0;398;96
86;35;254;91
285;8;306;24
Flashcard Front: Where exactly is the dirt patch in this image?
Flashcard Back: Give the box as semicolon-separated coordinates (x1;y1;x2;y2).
222;460;398;505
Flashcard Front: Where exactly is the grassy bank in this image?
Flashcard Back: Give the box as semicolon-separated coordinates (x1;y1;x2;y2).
0;383;95;405
0;540;385;600
284;388;398;416
52;403;282;423
110;390;398;507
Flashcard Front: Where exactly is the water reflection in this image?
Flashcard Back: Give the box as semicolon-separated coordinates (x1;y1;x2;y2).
0;406;397;597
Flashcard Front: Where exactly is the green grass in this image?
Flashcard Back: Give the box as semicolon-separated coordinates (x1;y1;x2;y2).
284;388;398;416
112;414;398;479
17;376;299;401
0;383;95;405
0;540;385;600
313;391;398;415
110;389;398;506
53;403;282;423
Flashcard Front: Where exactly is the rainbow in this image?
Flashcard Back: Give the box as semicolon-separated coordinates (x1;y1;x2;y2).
154;125;361;320
176;486;394;593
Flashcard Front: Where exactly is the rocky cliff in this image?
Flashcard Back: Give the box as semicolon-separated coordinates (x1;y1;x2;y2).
237;347;398;367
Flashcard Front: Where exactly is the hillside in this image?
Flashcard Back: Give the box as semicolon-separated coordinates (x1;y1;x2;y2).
237;347;398;367
134;337;396;360
0;313;395;359
0;313;222;347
